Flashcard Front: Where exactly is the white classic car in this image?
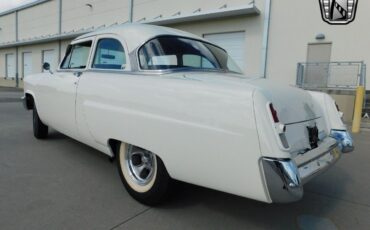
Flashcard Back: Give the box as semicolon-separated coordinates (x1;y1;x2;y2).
22;24;354;205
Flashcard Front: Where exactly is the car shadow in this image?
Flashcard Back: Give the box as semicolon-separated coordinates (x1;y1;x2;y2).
43;130;355;228
156;166;352;229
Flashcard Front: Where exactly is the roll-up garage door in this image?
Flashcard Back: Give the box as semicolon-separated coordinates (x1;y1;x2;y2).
42;50;55;72
23;52;32;79
204;32;246;70
6;54;15;79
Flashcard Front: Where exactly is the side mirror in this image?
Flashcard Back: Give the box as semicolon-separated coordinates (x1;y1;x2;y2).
43;62;50;71
42;62;53;74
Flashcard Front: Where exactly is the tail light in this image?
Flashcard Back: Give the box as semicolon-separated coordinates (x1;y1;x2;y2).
269;103;289;149
269;103;279;123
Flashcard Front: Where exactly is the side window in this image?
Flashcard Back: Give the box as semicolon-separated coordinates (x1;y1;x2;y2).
61;41;92;69
92;38;126;69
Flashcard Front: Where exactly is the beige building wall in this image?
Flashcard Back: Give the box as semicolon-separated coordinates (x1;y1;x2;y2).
62;0;130;32
17;42;59;79
0;13;16;43
18;0;59;40
267;0;370;89
0;39;72;86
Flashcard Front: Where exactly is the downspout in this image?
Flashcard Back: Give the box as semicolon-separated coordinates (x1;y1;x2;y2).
129;0;134;22
15;10;19;87
260;0;271;78
58;0;62;63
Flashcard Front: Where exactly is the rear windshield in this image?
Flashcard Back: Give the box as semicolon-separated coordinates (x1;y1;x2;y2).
138;36;242;73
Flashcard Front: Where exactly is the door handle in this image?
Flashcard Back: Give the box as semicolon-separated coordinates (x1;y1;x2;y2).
74;72;82;77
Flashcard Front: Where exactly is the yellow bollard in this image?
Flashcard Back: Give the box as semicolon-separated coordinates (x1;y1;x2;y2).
352;86;365;133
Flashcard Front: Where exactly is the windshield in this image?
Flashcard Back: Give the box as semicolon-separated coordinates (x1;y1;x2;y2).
138;36;243;74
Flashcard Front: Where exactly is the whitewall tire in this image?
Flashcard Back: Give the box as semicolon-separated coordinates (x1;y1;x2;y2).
117;142;171;205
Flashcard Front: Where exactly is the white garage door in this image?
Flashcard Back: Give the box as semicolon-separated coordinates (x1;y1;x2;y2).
23;52;32;79
6;54;15;79
204;32;246;70
42;50;55;72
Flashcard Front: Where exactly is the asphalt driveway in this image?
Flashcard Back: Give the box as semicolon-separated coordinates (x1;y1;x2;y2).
1;87;370;230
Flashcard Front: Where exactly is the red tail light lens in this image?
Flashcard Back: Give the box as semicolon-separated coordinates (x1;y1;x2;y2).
269;103;279;123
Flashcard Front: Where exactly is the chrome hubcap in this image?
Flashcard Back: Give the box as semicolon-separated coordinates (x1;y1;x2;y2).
125;145;156;185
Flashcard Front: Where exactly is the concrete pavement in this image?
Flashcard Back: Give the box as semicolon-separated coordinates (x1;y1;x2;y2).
1;87;370;230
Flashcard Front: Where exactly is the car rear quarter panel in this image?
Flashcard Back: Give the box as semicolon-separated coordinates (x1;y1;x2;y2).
76;72;270;202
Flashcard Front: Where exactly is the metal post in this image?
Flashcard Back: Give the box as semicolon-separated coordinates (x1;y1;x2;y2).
58;0;62;63
260;0;271;78
352;86;365;133
15;10;19;88
15;47;19;88
129;0;134;22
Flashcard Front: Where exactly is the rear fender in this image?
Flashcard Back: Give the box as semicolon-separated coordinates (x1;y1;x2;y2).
307;91;346;132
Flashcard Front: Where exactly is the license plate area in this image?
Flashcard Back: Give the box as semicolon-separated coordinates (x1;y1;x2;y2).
298;149;338;181
307;125;319;149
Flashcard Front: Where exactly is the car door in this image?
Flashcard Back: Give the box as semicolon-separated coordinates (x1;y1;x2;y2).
76;35;130;148
46;38;94;139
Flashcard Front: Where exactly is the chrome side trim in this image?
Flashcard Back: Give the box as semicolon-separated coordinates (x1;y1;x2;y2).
262;158;303;203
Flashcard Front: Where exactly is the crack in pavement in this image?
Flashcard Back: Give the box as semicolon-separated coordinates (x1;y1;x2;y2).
109;207;152;230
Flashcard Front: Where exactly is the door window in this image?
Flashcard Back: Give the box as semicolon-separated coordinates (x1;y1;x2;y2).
61;41;92;69
92;38;126;70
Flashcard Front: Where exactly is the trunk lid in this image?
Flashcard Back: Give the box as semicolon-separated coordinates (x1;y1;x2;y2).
249;79;328;155
248;79;321;124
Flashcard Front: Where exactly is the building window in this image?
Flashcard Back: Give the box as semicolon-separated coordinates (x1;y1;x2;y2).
92;38;126;70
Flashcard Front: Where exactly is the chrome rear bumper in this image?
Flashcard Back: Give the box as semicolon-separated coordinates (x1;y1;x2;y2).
330;130;354;153
261;137;342;203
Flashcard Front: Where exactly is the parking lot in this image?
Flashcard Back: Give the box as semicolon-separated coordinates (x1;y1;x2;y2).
1;86;370;230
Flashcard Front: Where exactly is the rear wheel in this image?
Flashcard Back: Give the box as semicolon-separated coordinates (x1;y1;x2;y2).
33;106;48;139
117;143;171;205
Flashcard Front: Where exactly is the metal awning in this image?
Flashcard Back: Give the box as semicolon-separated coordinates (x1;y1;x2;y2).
0;4;260;49
145;4;260;25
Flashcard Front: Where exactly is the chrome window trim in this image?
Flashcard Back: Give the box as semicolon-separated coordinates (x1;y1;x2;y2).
57;37;96;72
134;35;239;73
89;34;132;71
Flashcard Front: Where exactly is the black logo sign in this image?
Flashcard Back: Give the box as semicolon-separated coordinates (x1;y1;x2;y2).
319;0;359;25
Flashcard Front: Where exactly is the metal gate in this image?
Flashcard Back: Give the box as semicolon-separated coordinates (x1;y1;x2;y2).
296;62;366;90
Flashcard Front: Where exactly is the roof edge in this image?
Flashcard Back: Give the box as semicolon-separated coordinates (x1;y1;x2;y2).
0;0;50;17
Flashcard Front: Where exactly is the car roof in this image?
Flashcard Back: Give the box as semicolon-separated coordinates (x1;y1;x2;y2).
74;23;208;53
